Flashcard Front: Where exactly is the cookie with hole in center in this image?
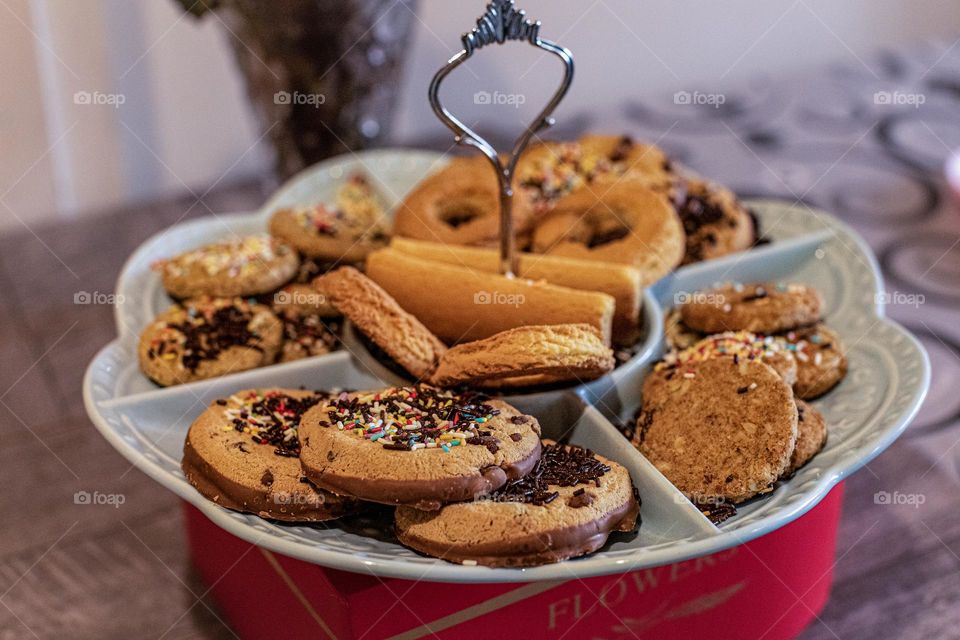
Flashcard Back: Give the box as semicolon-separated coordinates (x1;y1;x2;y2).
395;441;639;567
634;358;798;503
182;389;357;521
781;324;848;399
299;386;542;510
155;234;299;299
679;282;823;334
138;297;283;386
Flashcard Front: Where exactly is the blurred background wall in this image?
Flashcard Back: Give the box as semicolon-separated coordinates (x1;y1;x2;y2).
3;0;960;230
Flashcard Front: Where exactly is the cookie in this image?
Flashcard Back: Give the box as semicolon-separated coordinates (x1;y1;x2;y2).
314;266;447;380
429;324;615;389
395;441;639;567
269;173;390;263
299;386;542;510
138;297;283;386
782;324;848;399
270;283;341;363
530;181;685;282
656;331;798;386
155;234;299;299
679;282;823;334
634;358;798;503
784;400;827;476
677;178;756;265
664;308;704;351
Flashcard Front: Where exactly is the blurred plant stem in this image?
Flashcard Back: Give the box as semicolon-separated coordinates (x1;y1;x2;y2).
175;0;418;179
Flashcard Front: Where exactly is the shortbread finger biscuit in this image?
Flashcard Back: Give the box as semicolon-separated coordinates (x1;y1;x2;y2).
656;331;798;386
365;248;615;346
781;324;848;399
389;237;644;344
182;389;356;521
677;178;756;265
430;324;615;389
156;234;299;299
139;297;282;386
299;387;542;510
395;441;639;567
315;266;446;380
680;282;823;334
634;358;798;503
784;400;827;476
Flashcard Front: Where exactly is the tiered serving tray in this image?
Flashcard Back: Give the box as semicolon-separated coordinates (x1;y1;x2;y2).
84;149;929;583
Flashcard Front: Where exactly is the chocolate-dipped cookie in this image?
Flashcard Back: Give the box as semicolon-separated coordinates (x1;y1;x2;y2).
299;386;542;510
395;441;639;567
182;389;356;521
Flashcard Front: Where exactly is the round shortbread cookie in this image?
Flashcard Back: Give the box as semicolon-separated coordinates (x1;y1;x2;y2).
634;358;798;503
395;441;639;567
679;282;823;334
784;400;828;476
138;297;282;386
182;389;356;521
781;324;848;399
156;234;299;299
299;387;542;510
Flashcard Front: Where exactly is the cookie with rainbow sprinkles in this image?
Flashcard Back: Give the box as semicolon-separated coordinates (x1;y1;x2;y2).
299;386;542;510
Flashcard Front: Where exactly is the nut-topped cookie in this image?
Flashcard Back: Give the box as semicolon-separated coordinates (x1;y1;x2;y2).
138;297;283;386
182;389;357;521
299;386;542;510
679;282;823;334
395;441;639;567
155;234;299;299
634;358;798;504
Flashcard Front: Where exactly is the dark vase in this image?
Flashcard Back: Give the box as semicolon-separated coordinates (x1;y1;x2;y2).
178;0;419;179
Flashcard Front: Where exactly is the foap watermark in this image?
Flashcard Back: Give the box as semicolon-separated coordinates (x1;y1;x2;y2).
474;90;526;108
274;289;326;306
674;90;726;109
274;91;326;108
674;290;725;306
875;290;925;308
273;493;324;506
74;290;125;305
74;90;125;108
474;290;525;307
874;90;925;108
74;490;126;508
874;490;925;508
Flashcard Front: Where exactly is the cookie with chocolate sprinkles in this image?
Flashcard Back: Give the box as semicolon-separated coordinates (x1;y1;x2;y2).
298;386;542;510
182;389;357;521
138;297;283;386
395;441;639;567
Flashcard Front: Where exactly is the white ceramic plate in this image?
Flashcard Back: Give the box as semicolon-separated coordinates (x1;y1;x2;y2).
85;149;929;583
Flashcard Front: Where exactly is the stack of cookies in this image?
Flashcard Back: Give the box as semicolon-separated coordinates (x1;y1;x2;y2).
635;281;846;520
182;385;640;568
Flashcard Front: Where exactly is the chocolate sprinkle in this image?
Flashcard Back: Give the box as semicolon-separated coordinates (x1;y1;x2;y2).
156;304;264;371
487;443;611;506
230;392;327;457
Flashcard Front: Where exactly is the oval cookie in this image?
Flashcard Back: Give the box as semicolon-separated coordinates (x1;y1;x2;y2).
656;331;798;386
680;282;823;334
299;387;542;510
782;324;847;399
182;389;356;521
395;441;639;567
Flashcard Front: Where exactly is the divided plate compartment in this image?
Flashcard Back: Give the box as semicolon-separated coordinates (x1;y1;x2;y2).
85;149;931;583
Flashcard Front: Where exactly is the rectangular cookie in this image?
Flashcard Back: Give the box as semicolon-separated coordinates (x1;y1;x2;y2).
365;248;615;346
389;237;643;345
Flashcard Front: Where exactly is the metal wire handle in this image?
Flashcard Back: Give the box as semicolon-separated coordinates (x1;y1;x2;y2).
428;0;574;276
